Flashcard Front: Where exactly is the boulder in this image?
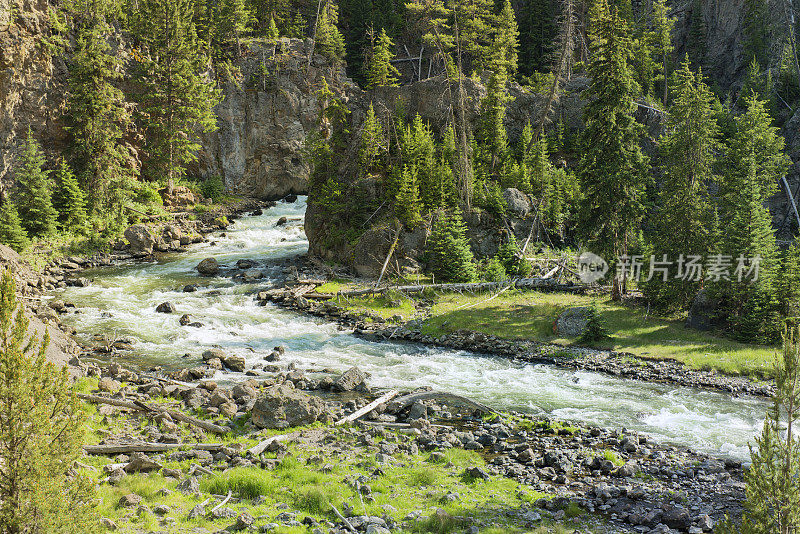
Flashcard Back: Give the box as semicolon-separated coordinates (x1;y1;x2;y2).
555;307;591;337
124;452;162;473
202;348;227;361
502;188;532;217
124;225;156;254
686;289;719;331
156;302;177;314
251;383;328;429
334;366;367;391
241;268;263;282
222;355;246;373
196;258;220;276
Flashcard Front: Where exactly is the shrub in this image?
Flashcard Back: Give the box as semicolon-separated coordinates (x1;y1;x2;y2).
0;200;29;252
427;209;477;283
0;270;96;533
482;257;507;282
134;183;163;206
495;235;531;277
200;175;225;202
579;304;611;344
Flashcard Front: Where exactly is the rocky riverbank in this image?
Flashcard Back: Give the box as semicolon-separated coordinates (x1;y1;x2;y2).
256;279;774;399
77;354;740;534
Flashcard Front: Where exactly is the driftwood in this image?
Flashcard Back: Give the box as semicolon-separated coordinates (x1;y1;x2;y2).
210;491;233;515
334;390;399;426
84;442;225;455
78;394;228;434
331;504;357;533
389;391;498;415
247;432;296;456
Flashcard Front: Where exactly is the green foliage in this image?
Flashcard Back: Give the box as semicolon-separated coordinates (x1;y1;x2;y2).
66;20;132;218
427;208;477;283
400;114;439;211
0;271;96;533
686;0;707;66
360;103;386;175
366;28;401;88
717;328;800;534
495;236;530;277
579;303;611;343
482;257;507;281
0;201;29;253
52;159;88;234
577;1;649;269
314;0;346;64
14;130;58;238
134;0;221;182
714;94;787;343
395;166;423;227
200;175;225;202
490;0;519;75
517;0;556;75
642;59;719;311
743;0;769;67
780;242;800;318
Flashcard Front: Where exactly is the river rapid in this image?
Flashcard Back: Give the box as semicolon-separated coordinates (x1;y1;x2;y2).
51;198;768;460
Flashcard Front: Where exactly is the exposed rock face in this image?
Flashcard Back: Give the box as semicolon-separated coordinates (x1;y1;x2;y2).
0;0;68;186
251;383;328;429
195;39;354;199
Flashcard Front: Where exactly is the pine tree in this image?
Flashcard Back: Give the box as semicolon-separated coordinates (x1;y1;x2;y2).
650;0;675;104
451;0;495;72
52;160;88;234
643;59;720;310
428;208;477;282
686;0;706;66
0;200;29;253
577;0;649;296
67;20;132;216
579;303;612;343
360;103;386;174
395;166;423;227
477;67;511;180
719;94;788;223
743;0;770;66
780;242;800;318
517;0;556;75
366;28;401;88
491;0;519;75
314;0;346;64
134;0;221;182
716;328;800;534
267;16;280;40
719;157;781;343
14;130;58;239
217;0;253;56
0;270;95;533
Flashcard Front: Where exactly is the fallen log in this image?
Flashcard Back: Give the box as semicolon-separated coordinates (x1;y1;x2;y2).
84;442;225;455
388;391;498;415
334;390;399;426
78;393;229;434
331;278;582;299
247;432;297;456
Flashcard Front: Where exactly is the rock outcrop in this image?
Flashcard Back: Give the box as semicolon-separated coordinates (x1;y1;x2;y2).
251;383;328;429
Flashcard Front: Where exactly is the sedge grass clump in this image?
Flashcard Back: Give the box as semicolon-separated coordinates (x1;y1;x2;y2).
201;467;275;500
408;466;440;487
294;484;338;514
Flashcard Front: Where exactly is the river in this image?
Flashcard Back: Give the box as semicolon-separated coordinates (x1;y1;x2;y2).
50;197;768;460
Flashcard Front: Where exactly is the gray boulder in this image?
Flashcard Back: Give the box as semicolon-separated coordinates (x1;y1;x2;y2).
251;383;328;429
196;258;220;276
555;307;591;337
124;225;156;254
124;452;162;473
334;366;367;391
156;302;177;314
502;188;531;217
686;289;719;331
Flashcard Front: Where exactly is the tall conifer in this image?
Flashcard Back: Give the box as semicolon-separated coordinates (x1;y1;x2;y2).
14;130;58;238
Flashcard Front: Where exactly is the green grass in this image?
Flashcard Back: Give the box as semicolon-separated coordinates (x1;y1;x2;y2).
602;449;624;467
418;289;778;377
331;289;417;321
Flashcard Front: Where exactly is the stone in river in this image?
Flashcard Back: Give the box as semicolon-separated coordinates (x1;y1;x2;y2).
196;257;220;276
156;302;177;314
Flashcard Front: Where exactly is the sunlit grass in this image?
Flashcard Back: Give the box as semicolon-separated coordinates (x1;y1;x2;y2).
419;289;778;377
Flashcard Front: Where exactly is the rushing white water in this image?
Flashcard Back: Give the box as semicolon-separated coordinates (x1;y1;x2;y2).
51;197;768;459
